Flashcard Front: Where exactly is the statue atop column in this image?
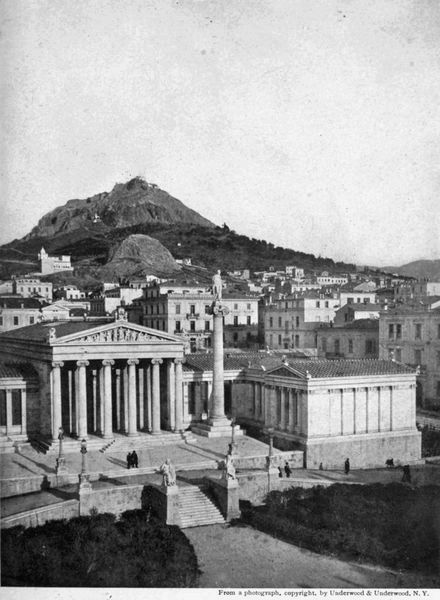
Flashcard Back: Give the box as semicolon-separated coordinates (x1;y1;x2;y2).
212;270;223;302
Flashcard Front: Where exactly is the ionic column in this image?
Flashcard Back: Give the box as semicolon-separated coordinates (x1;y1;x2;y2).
288;389;294;431
174;359;184;432
138;367;144;430
123;366;128;433
195;382;202;419
167;360;176;431
51;361;64;441
207;380;213;415
183;382;189;423
280;387;286;430
68;370;73;435
21;388;27;436
5;390;12;436
127;359;139;436
146;363;152;431
102;359;115;439
115;369;121;431
151;358;163;434
76;360;89;439
92;369;98;433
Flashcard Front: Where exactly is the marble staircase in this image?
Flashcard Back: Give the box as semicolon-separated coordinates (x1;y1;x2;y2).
178;484;225;528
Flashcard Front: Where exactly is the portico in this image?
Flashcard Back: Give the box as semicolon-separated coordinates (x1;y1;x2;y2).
0;310;185;444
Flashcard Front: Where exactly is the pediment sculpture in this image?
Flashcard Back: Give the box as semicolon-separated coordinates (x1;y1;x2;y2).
74;327;158;344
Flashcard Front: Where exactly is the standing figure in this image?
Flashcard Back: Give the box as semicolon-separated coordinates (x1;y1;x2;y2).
278;466;283;478
223;453;236;480
212;270;223;301
344;458;350;475
284;461;292;478
402;464;411;483
160;458;176;486
127;452;132;469
132;450;139;469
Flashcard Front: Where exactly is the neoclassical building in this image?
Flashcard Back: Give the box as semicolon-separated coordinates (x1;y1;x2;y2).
0;313;421;467
0;310;185;447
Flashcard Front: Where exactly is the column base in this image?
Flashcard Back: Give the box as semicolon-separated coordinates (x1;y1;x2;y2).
192;419;244;438
78;473;92;492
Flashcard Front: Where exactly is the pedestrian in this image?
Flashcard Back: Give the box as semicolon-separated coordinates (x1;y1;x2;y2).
344;458;350;475
278;466;283;478
319;462;323;471
402;464;411;483
284;461;292;478
132;450;139;469
127;452;132;469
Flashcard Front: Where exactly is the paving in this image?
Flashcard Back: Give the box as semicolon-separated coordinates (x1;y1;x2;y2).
185;523;440;588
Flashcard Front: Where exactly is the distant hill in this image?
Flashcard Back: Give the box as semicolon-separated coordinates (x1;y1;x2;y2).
0;176;356;283
381;259;440;281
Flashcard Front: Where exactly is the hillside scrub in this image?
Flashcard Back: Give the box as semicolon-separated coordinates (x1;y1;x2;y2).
241;483;440;575
1;511;199;587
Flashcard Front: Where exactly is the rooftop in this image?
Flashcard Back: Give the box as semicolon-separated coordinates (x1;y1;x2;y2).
0;297;42;309
0;362;38;379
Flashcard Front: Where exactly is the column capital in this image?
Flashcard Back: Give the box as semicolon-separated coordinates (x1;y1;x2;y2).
52;361;64;369
76;360;90;368
174;358;184;365
102;359;115;367
151;358;163;366
127;359;139;366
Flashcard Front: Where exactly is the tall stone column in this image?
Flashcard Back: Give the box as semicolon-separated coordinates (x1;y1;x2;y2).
92;369;98;433
138;367;145;430
208;301;230;426
167;360;176;431
76;360;89;439
151;358;163;434
68;370;73;435
145;363;152;432
280;387;286;430
115;369;121;431
102;359;115;439
174;358;184;432
51;361;64;441
288;389;294;431
127;359;139;436
21;388;27;436
5;390;12;436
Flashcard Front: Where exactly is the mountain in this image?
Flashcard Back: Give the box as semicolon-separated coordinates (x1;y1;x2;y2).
25;176;214;239
381;259;440;281
0;176;356;284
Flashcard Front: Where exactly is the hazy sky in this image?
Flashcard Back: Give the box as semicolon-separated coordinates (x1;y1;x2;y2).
1;0;439;266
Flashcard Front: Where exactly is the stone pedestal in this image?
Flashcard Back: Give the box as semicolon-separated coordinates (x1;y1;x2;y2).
147;483;181;526
55;456;68;475
206;475;240;521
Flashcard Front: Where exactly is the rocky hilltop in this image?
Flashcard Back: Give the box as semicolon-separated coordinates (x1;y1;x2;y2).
26;177;214;239
100;234;181;279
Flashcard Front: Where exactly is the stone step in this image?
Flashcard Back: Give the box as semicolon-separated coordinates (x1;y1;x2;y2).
178;483;225;528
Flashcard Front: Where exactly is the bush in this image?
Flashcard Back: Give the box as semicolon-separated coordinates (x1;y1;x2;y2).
1;511;199;587
241;483;440;574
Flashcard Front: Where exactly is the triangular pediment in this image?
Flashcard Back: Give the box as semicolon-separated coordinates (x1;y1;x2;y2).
50;321;183;345
266;365;304;379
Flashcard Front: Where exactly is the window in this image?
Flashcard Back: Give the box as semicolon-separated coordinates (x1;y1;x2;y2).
296;316;300;327
0;317;3;326
365;339;377;355
396;324;402;339
190;304;196;315
12;390;22;425
437;351;440;368
325;301;329;308
247;303;251;310
175;321;181;332
233;332;238;342
438;323;440;339
190;321;196;332
395;348;402;362
414;349;422;365
415;323;422;339
388;347;394;359
348;339;353;353
0;390;6;426
269;334;273;346
278;334;282;346
278;317;282;327
13;316;19;326
234;316;239;326
388;324;394;339
285;320;289;332
205;305;210;314
234;303;238;310
205;320;210;331
334;339;340;354
175;304;181;315
437;381;440;398
188;384;196;414
295;334;299;347
29;316;34;324
246;316;251;326
269;317;273;328
347;297;354;304
316;301;320;308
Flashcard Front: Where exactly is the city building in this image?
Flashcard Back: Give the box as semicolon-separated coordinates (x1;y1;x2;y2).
0;297;42;332
13;277;53;302
41;300;90;322
38;247;73;275
285;266;304;280
394;280;440;302
379;298;440;409
334;302;380;326
316;274;348;286
264;293;338;352
338;288;377;307
56;286;86;301
317;319;379;359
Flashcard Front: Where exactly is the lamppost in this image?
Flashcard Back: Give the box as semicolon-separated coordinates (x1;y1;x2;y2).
78;438;91;491
55;427;68;475
230;417;238;455
266;427;275;492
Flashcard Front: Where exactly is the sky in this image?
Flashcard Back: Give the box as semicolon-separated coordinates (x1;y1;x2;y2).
1;0;439;267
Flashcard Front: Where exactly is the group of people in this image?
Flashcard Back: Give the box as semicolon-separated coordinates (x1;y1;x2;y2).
126;450;139;469
278;461;292;478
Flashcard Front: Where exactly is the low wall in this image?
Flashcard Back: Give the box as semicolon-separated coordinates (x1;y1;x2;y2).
305;430;422;469
205;476;240;521
234;450;303;471
1;499;79;529
79;484;144;517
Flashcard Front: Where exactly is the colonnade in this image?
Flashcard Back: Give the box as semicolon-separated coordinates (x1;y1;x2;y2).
50;357;184;440
246;382;304;433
